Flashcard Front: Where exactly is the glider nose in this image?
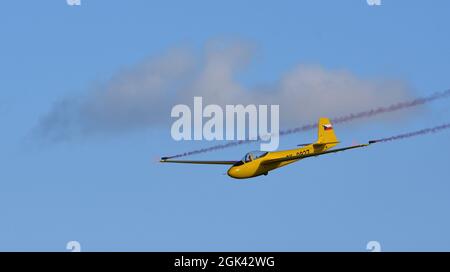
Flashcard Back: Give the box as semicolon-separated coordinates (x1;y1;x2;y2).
227;166;242;179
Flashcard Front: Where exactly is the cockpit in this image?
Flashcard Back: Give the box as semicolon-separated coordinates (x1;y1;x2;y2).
233;151;268;166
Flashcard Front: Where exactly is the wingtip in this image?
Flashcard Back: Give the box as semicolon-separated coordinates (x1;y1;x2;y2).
160;157;168;162
368;140;377;144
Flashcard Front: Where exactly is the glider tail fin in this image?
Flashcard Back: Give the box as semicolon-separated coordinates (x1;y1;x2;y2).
316;117;339;147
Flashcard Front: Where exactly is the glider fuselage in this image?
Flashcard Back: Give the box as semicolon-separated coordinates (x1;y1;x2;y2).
227;143;335;179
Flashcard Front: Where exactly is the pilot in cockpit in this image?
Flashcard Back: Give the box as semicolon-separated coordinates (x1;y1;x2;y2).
245;153;255;162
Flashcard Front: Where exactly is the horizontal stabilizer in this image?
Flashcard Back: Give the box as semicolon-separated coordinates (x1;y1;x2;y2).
297;143;313;147
313;141;340;147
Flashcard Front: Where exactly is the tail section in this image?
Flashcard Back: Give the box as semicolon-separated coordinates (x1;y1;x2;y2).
316;118;339;146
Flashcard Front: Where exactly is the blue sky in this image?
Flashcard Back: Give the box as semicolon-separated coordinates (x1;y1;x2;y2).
1;0;450;251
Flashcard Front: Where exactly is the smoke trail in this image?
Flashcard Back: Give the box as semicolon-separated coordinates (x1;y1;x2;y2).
165;89;450;159
369;123;450;144
281;88;450;136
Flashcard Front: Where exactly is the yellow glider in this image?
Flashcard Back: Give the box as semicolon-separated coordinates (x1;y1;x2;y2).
160;118;371;179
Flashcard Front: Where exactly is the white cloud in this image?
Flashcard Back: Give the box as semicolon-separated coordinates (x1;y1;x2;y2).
33;39;412;142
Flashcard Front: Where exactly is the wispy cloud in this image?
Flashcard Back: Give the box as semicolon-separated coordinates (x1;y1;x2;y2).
33;39;413;143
